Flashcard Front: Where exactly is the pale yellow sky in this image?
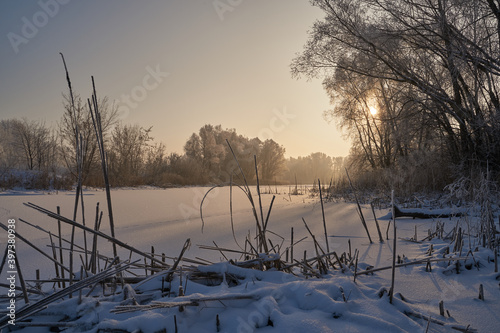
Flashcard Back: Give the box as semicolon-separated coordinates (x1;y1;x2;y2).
0;0;350;158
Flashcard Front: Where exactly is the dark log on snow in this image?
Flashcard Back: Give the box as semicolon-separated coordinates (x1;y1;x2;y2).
393;206;466;219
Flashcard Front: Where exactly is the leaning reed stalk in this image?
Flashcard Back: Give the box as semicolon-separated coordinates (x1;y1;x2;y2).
13;254;29;304
318;179;330;253
370;202;384;243
253;155;269;253
229;174;243;250
0;245;8;275
48;232;61;288
389;190;397;304
60;53;82;287
78;154;89;270
57;206;66;288
90;203;103;274
88;80;118;259
345;168;372;243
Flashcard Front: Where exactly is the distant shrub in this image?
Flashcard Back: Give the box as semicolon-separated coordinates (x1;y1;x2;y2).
0;168;73;190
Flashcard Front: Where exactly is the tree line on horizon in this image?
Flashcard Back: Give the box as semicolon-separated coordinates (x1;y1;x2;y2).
0;100;345;190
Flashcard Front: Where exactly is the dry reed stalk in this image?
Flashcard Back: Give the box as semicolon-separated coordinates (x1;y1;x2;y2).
268;239;278;254
346;249;359;268
69;103;84;290
386;219;391;240
79;176;88;271
405;312;476;332
301;218;329;270
56;206;66;288
0;283;42;295
69;250;75;298
89;76;117;259
90;203;103;274
318;179;330;253
495;244;498;273
254;156;265;238
212;241;229;261
348;239;352;260
59;53;79;287
355;256;470;276
263;195;276;232
345;168;372;243
11;322;77;328
19;219;99;270
135;239;191;290
151;246;155;275
253;155;269;253
293;258;321;278
424;316;431;333
47;245;111;262
389;190;397;304
370;202;384;243
353;252;359;282
229;175;244;250
48;232;61;288
12;254;29;304
198;245;255;257
302;218;337;269
112;293;258;314
245;237;259;256
0;245;8;276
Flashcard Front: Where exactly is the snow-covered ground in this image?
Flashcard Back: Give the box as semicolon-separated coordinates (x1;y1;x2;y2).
0;187;499;332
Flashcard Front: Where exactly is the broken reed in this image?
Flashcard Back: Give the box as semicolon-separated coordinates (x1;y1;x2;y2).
318;179;330;253
389;189;397;304
345;168;373;243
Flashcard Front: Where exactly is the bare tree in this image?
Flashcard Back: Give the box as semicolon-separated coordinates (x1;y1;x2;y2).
59;94;118;185
2;118;58;171
108;124;153;185
292;0;500;180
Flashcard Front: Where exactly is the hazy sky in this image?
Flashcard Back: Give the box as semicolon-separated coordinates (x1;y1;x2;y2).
0;0;350;158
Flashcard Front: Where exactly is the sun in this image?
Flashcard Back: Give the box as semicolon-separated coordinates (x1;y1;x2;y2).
369;106;378;115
